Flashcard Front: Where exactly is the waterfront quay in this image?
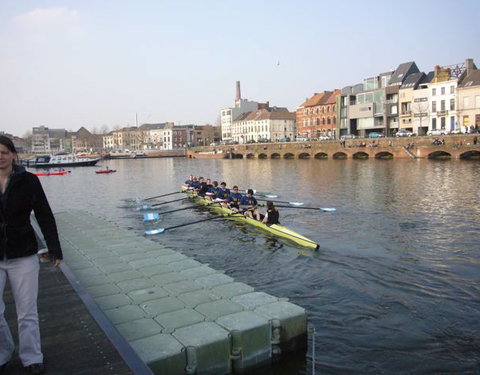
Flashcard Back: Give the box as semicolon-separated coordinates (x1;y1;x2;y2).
21;210;308;374
187;134;480;160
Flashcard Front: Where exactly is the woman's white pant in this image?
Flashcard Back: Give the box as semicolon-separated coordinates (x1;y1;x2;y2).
0;255;42;366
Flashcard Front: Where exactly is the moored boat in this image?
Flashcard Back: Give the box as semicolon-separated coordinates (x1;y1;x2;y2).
181;187;319;249
29;153;101;168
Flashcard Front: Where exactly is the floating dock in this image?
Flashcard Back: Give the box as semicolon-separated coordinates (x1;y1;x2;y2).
55;210;307;375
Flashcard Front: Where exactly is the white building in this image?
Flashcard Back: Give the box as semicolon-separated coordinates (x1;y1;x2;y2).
221;81;259;141
428;67;459;133
232;107;296;143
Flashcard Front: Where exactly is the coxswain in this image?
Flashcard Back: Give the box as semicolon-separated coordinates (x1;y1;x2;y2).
227;185;243;212
239;189;260;220
261;201;280;225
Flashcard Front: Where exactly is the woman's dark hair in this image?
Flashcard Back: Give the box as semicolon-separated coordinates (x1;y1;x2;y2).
0;135;17;154
0;135;18;164
267;201;277;212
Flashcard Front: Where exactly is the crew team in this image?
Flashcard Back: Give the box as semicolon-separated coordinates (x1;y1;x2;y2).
183;175;279;225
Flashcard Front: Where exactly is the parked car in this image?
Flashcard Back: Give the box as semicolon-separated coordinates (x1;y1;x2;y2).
296;137;309;142
427;129;450;136
340;134;357;140
396;130;415;137
257;137;270;143
246;139;256;144
279;137;291;142
318;135;331;141
368;132;384;138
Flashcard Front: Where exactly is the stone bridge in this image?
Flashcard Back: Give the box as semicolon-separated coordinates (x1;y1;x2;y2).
189;135;480;160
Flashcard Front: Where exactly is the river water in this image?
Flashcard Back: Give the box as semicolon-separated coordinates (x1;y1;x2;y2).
33;158;480;374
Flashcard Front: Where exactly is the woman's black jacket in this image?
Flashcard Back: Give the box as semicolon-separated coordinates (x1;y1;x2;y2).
0;165;63;260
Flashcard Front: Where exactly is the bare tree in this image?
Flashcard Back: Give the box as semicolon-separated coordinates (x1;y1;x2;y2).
412;101;429;135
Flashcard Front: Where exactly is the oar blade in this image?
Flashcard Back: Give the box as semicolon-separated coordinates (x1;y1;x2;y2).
264;194;278;198
143;212;160;222
289;202;304;206
145;228;165;235
320;207;336;212
137;205;153;211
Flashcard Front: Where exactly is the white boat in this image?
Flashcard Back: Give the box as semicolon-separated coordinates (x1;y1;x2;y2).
29;153;101;168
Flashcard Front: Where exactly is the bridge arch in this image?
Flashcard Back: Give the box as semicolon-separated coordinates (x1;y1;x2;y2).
428;150;452;159
283;153;295;159
246;153;255;159
459;150;480;160
271;153;281;159
314;152;328;159
333;152;347;159
298;152;311;159
258;153;268;159
375;151;394;159
232;153;243;159
353;151;369;160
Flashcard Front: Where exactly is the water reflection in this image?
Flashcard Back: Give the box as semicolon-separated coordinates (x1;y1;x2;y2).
36;158;480;374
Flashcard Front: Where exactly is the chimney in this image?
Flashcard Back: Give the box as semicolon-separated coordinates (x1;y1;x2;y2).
236;81;241;101
466;58;474;76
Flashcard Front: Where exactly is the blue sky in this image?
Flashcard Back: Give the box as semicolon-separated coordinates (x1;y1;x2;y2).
1;0;479;137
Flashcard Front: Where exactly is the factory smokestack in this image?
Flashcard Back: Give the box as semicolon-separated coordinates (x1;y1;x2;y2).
235;81;241;101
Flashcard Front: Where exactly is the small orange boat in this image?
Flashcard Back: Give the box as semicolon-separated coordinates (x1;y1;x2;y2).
34;171;69;176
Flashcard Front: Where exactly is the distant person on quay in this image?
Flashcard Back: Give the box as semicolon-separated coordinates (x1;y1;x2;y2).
0;135;63;375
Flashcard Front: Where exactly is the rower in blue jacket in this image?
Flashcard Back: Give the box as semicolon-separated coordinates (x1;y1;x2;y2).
184;174;194;187
216;182;230;200
206;180;219;200
227;185;243;212
239;189;261;220
198;178;212;197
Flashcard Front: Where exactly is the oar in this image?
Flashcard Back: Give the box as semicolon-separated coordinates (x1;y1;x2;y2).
145;206;199;219
145;214;241;235
143;191;182;201
257;198;304;206
274;205;336;212
137;197;187;210
238;189;278;198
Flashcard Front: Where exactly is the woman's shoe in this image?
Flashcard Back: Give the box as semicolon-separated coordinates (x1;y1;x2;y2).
24;363;45;374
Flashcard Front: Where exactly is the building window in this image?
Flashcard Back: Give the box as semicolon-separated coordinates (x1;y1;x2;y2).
450;99;455;110
440;117;446;129
432;88;436;96
440;100;445;111
432;101;437;112
450;85;455;94
441;87;445;95
432;118;437;129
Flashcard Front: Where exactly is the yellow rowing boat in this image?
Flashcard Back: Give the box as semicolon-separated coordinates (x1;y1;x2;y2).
182;187;319;250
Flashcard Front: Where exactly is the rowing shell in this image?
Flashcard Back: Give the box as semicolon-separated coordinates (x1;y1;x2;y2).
182;187;319;250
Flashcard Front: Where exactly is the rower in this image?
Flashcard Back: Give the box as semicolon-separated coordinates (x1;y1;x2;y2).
184;174;194;187
193;176;204;194
240;189;260;220
260;201;280;225
206;180;219;200
227;185;243;212
198;178;212;197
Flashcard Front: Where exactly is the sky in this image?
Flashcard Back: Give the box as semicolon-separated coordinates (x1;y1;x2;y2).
1;0;479;137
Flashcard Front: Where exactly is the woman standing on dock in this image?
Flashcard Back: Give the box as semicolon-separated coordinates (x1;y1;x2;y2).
0;136;63;375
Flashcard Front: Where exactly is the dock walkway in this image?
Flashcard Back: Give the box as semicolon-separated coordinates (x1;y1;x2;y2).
6;210;307;374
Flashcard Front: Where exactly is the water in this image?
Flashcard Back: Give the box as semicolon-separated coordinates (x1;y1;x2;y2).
34;158;480;374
